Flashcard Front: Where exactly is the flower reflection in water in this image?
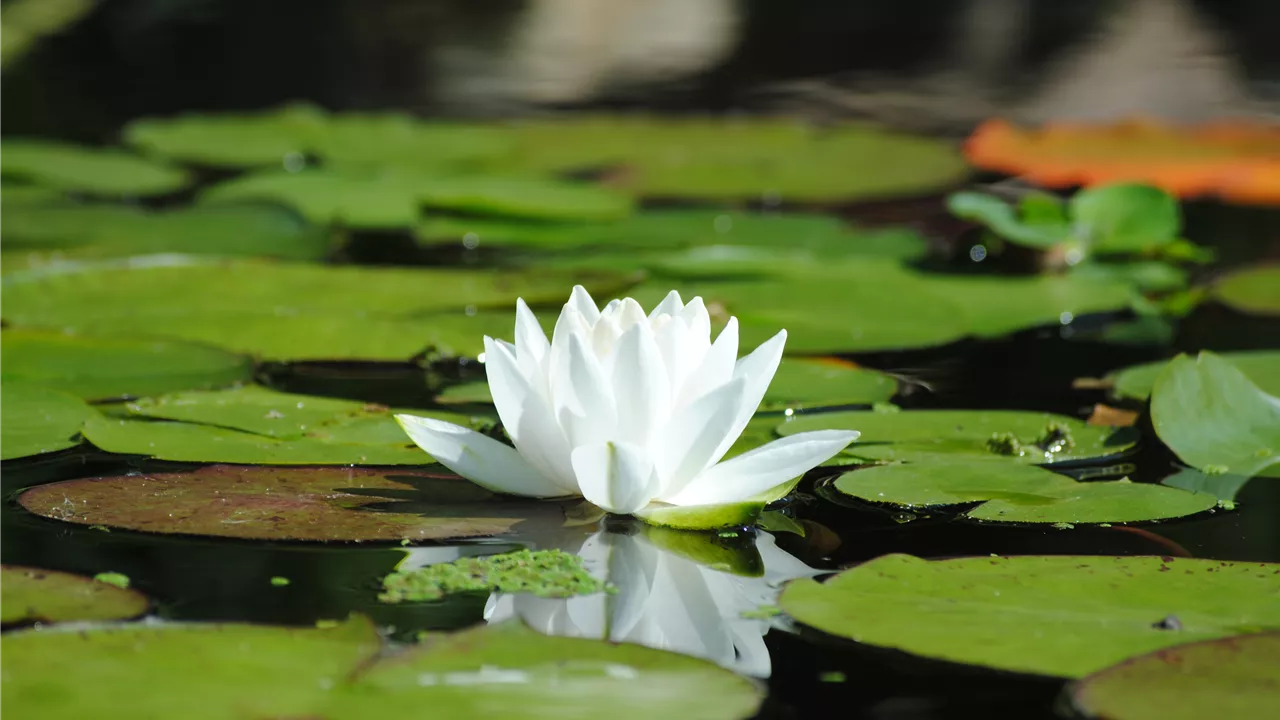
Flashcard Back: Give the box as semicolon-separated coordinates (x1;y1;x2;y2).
481;525;821;678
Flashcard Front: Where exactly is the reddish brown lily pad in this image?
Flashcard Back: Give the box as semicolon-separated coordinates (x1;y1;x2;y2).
16;465;564;542
1;566;149;626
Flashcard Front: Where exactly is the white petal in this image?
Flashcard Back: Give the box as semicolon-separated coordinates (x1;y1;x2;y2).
482;337;578;492
513;298;549;375
556;333;618;448
605;535;661;641
611;321;671;448
617;297;647;330
708;329;787;463
677;317;739;407
654;315;693;401
648;289;684;320
568;285;601;325
394;414;565;497
680;296;712;338
570;441;659;515
664;430;858;506
654;377;746;496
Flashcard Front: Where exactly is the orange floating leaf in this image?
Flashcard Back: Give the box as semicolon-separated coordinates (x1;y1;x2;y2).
964;118;1280;205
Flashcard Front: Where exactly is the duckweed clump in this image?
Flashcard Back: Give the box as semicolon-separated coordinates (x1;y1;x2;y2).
1036;421;1076;454
378;549;613;603
985;432;1024;456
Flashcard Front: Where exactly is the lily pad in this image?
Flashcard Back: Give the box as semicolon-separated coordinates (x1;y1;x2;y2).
1151;352;1280;479
503;117;968;202
1108;350;1280;401
1;202;332;261
1070;633;1280;720
1;566;149;625
832;461;1216;524
78;386;491;465
16;465;562;542
779;554;1280;678
1;329;252;400
0;256;641;360
1071;183;1181;254
0;139;191;196
201;169;632;227
923;273;1135;338
1;382;97;460
1214;264;1280;316
778;409;1133;464
1;617;762;719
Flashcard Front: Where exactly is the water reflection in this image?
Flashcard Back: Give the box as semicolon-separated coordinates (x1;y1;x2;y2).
471;525;821;677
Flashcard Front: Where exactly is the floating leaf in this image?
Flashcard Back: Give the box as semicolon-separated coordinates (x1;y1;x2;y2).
1;257;640;360
1;566;149;625
0;382;97;460
0;139;191;196
1108;350;1280;401
1;202;332;261
778;409;1133;464
379;549;610;603
202;168;632;227
963;119;1280;205
779;554;1280;678
1161;466;1254;503
1070;183;1180;253
502;117;968;202
923;273;1135;338
16;465;565;542
946;191;1065;248
1151;352;1280;479
1214;264;1280;317
0;0;96;69
1070;633;1280;720
1;618;762;719
1;329;252;400
832;461;1215;523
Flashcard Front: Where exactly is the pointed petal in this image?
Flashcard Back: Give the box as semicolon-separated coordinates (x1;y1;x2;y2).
513;298;549;374
680;296;711;340
664;430;858;506
556;332;617;448
677;317;738;407
618;297;647;329
611;321;671;448
655;377;746;496
395;414;565;497
654;316;695;402
708;329;786;463
568;285;601;324
570;441;659;515
482;337;578;492
483;336;527;441
648;289;684;320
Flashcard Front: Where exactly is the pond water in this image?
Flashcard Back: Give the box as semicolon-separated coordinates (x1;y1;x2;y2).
3;2;1280;719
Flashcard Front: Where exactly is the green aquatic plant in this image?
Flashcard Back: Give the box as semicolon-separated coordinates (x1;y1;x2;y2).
378;549;612;603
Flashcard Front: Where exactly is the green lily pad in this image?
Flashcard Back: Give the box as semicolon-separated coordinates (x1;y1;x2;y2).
1071;183;1181;254
1108;350;1280;401
16;464;562;542
1151;352;1280;479
0;382;97;460
1;566;149;625
1213;264;1280;316
0;139;191;196
201;168;632;227
946;191;1065;249
778;409;1133;464
502;117;968;202
779;554;1280;678
0;0;96;69
1070;633;1280;720
762;358;897;410
78;386;491;465
632;501;766;531
1161;466;1256;503
0;257;641;360
1;202;332;261
832;461;1216;523
924;273;1135;338
1;329;252;400
123;104;323;167
1;617;762;719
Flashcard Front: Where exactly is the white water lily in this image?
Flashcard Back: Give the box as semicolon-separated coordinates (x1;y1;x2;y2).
396;286;858;525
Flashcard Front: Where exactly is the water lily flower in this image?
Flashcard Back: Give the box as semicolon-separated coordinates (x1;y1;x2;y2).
396;286;858;528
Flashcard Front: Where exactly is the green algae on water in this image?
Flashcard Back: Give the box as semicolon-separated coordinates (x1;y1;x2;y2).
93;572;130;589
378;549;613;603
270;576;290;587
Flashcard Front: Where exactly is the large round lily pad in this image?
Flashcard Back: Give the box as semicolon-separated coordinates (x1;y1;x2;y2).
0;139;191;196
924;273;1135;338
1;382;97;460
779;554;1280;678
778;409;1134;464
1151;352;1280;480
1108;350;1280;401
16;465;561;542
0;256;641;360
80;385;491;465
1;202;332;261
1;329;253;400
1;566;149;625
833;461;1216;524
1213;264;1280;317
1070;633;1280;720
0;616;762;719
